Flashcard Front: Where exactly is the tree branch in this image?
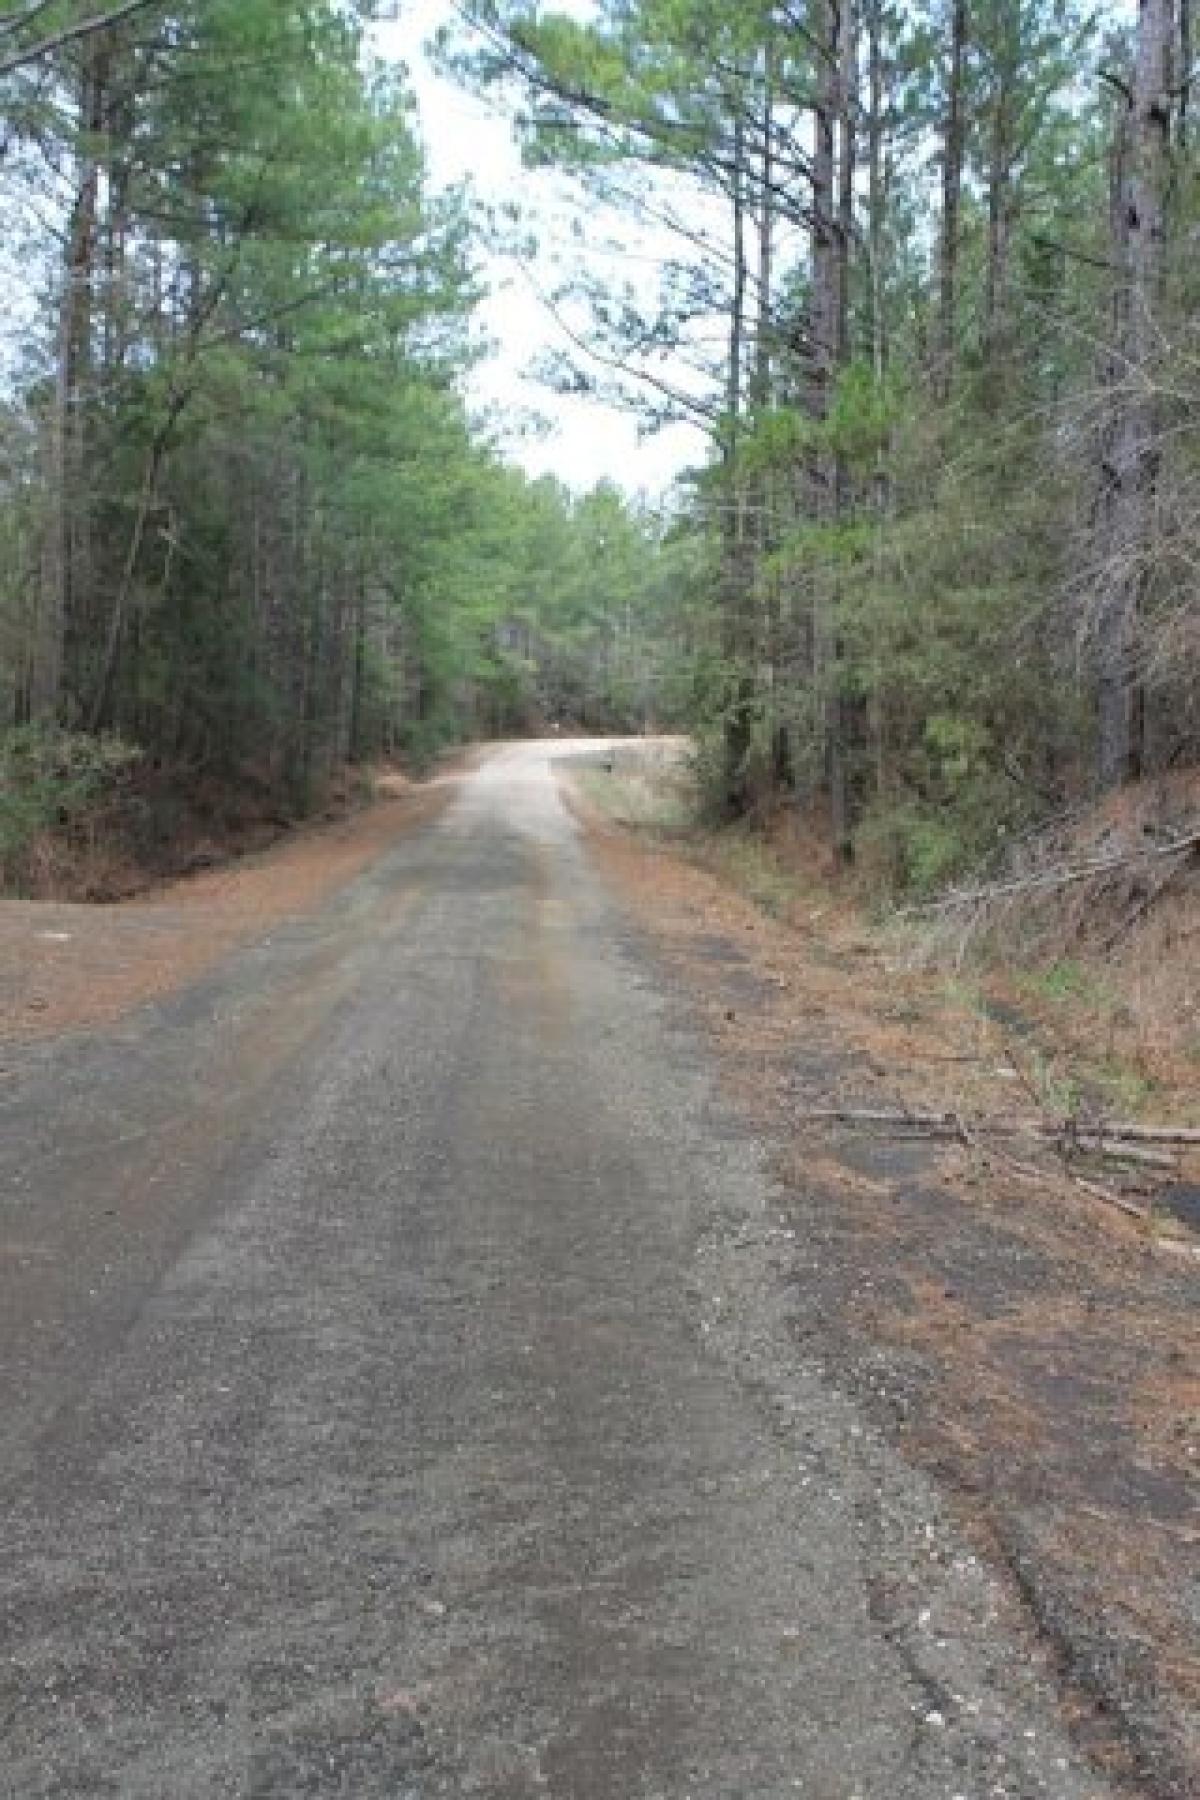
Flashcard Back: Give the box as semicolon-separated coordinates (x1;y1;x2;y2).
0;0;161;78
0;0;59;42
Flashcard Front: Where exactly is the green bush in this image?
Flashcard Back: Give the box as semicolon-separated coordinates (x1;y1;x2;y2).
0;727;141;888
855;800;958;895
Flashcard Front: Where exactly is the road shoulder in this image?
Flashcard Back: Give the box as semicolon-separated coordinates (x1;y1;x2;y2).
0;776;457;1044
568;772;1200;1799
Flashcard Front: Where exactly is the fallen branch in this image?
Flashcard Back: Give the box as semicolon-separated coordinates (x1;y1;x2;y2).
798;1101;1198;1227
800;1106;1168;1224
1052;1165;1151;1222
988;1143;1151;1222
798;1104;1200;1147
1089;1140;1179;1171
1099;848;1197;954
1085;1121;1200;1145
897;826;1200;919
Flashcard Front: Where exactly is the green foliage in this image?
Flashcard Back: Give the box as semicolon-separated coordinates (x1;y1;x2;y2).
824;363;904;469
435;0;1150;899
0;728;140;887
5;0;1191;915
0;0;688;830
1024;960;1109;1005
738;409;816;474
856;800;969;895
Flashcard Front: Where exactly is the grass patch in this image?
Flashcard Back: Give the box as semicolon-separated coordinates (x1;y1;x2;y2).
702;830;812;920
1021;959;1114;1008
572;761;695;836
1090;1059;1159;1113
574;761;827;926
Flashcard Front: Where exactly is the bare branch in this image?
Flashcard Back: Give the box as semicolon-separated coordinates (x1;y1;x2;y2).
898;827;1200;917
1099;67;1134;106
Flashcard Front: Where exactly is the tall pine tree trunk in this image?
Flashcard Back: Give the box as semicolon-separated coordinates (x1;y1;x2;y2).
867;0;889;387
33;50;102;724
753;48;774;414
827;0;858;862
935;0;967;401
753;46;789;787
806;0;858;859
806;0;839;837
1096;0;1174;787
721;116;754;813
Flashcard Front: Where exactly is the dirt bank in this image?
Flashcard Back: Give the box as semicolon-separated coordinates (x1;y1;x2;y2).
0;774;457;1043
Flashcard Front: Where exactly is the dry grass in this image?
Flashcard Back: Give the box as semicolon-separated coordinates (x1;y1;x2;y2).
579;761;1200;1143
913;770;1200;1115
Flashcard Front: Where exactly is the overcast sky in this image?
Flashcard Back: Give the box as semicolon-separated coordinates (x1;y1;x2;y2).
372;0;708;499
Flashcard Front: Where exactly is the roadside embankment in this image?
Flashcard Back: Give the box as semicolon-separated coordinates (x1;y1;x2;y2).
566;754;1199;1797
0;771;457;1042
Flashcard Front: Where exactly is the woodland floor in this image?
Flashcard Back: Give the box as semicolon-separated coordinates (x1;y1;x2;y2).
565;758;1200;1797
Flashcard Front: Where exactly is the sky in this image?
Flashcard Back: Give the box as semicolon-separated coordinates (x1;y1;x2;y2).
372;0;709;499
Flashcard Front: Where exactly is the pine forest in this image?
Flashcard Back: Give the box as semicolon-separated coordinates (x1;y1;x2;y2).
1;0;1198;897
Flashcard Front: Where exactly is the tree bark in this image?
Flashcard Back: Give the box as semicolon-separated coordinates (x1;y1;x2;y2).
32;48;102;725
809;8;838;425
753;46;774;414
721;115;754;813
1096;0;1175;788
1181;0;1191;144
867;0;889;386
349;578;368;763
935;0;967;401
866;0;892;794
827;0;858;863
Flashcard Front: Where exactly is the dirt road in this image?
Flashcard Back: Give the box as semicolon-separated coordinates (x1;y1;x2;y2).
0;742;1122;1797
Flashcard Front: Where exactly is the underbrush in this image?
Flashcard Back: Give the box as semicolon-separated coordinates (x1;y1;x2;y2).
580;753;1200;1129
571;750;694;837
0;728;142;895
0;726;377;901
909;771;1200;1113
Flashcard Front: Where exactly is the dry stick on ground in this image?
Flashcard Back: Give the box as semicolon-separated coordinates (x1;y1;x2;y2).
796;1106;1193;1227
1000;1034;1174;1225
982;1142;1152;1222
1089;1140;1183;1169
798;1105;1200;1146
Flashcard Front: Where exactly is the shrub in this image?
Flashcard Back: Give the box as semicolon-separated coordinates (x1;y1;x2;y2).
0;727;141;891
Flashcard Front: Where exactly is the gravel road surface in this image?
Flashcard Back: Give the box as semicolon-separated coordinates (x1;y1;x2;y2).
0;743;1122;1797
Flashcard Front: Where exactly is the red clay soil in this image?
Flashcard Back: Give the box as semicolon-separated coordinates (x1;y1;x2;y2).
573;790;1200;1799
0;775;455;1044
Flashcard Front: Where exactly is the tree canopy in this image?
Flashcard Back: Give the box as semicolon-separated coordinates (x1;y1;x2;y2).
447;0;1200;883
0;0;682;855
4;0;1199;895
